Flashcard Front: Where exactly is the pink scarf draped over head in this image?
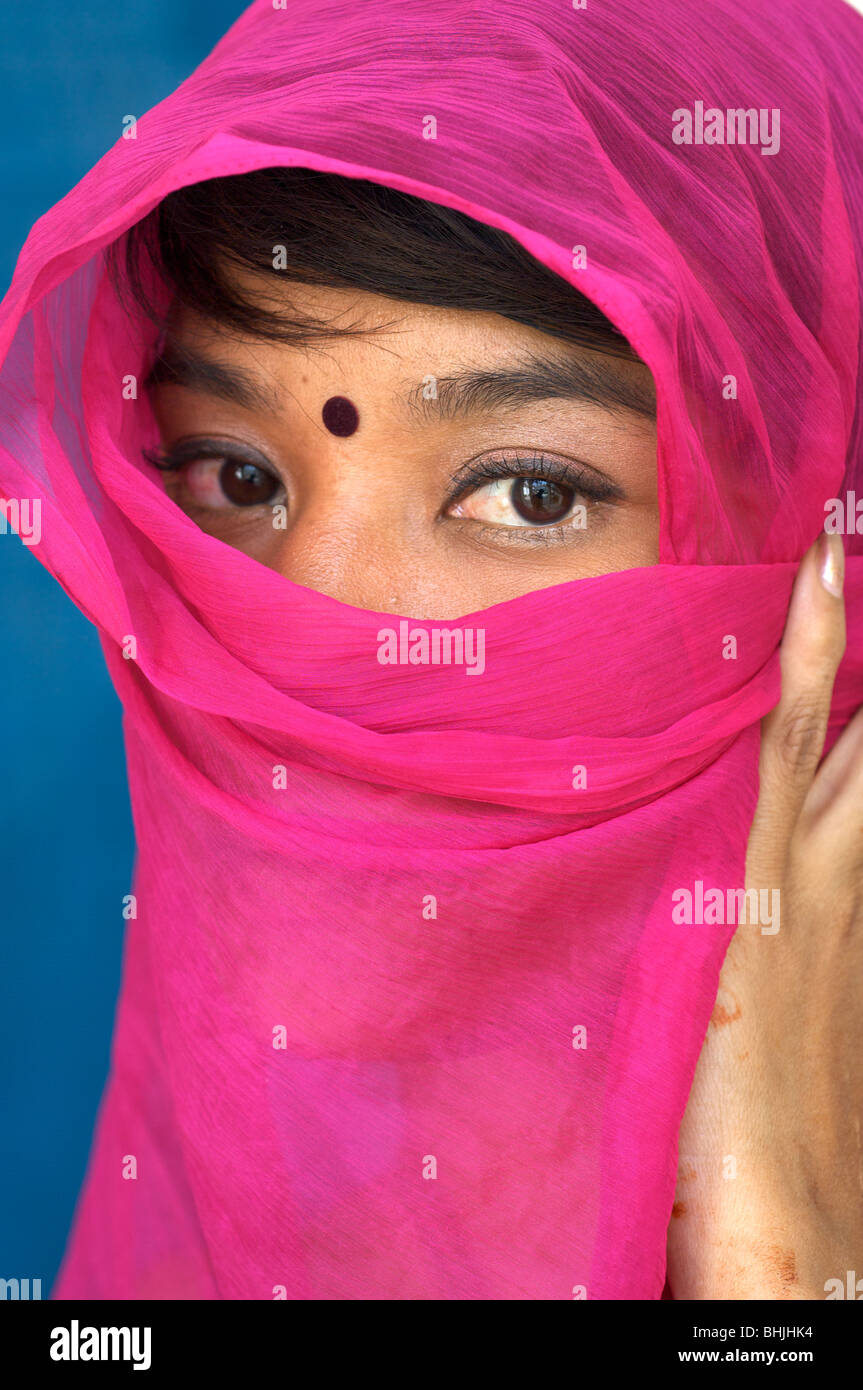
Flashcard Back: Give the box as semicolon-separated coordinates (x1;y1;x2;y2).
1;0;862;1300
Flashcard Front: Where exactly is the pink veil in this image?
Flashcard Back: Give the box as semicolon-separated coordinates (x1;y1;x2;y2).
1;0;862;1299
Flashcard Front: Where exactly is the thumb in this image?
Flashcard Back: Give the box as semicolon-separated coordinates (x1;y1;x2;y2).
747;531;846;884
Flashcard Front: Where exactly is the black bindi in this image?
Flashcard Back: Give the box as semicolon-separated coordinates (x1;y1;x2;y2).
322;395;359;436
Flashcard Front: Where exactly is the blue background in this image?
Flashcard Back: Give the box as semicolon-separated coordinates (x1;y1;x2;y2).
0;0;244;1295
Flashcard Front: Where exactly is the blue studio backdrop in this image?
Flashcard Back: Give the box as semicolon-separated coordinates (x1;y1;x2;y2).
0;0;244;1295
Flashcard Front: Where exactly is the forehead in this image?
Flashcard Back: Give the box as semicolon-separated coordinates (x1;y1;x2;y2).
166;254;652;376
167;280;577;368
153;267;656;421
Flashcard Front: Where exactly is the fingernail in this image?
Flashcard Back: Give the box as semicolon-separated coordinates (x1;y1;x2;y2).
818;531;845;597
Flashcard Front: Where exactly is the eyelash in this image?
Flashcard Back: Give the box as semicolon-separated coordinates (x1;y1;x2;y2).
142;442;623;539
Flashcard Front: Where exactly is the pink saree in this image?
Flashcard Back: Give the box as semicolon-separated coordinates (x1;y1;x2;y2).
1;0;862;1299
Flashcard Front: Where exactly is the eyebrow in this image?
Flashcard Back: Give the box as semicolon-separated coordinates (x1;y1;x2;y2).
401;351;656;421
144;347;283;413
143;344;656;420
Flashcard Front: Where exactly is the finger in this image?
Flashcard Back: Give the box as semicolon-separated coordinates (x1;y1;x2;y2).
748;532;846;876
803;698;863;835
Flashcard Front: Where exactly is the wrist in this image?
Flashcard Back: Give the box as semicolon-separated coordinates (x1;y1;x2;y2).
670;1225;820;1300
667;1170;835;1301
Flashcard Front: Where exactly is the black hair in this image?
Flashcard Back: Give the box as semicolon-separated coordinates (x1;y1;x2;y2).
107;165;641;363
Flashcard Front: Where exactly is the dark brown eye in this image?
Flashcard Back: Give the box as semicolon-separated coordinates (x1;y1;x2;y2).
511;477;574;523
219;459;280;506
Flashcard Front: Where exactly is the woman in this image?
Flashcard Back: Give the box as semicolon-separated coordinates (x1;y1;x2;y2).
1;0;861;1299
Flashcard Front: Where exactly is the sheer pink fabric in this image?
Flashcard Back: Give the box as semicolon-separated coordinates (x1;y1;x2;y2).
1;0;862;1299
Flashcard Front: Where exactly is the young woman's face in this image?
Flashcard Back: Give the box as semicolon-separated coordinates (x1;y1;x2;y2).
147;270;659;619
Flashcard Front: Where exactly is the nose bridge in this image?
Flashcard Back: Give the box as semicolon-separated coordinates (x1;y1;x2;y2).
274;469;403;609
277;507;369;591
